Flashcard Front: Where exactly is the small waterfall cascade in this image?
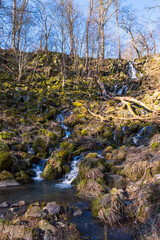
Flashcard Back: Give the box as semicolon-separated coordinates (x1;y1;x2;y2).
55;155;83;189
30;111;72;181
132;127;145;145
28;146;48;181
56;113;71;139
128;62;137;79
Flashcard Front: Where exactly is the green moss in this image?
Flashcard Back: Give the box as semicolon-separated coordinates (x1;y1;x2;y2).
0;131;15;140
0;151;12;171
60;141;75;152
85;153;97;159
33;137;48;154
16;170;33;183
41;164;54;180
151;141;159;151
73;148;86;157
81;129;90;136
91;198;101;217
0;170;14;180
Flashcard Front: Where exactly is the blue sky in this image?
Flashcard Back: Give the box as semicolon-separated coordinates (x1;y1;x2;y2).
76;0;157;15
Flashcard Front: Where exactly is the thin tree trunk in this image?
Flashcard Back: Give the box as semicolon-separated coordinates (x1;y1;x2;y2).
115;0;121;59
101;26;104;60
12;0;16;50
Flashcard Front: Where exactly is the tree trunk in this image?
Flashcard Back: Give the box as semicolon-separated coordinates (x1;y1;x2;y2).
115;0;121;59
12;0;16;50
100;26;104;61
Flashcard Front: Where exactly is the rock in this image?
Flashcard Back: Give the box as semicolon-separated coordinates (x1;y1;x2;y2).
111;165;124;174
106;160;115;170
0;201;9;208
25;206;42;218
0;179;20;187
108;175;125;189
73;209;83;217
39;220;56;233
0;170;14;181
33;137;48;157
3;223;33;240
0;151;12;171
16;170;33;183
18;200;26;206
43;202;61;216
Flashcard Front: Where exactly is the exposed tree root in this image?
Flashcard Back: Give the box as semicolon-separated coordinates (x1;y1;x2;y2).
94;79;160;123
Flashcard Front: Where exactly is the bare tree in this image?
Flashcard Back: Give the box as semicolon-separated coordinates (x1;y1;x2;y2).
85;0;94;73
35;0;54;52
114;0;121;59
95;0;116;61
12;0;29;51
120;6;141;59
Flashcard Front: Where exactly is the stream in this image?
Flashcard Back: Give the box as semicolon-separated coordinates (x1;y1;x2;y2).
0;111;134;240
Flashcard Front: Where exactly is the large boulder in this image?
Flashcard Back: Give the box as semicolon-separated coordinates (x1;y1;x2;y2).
0;151;12;171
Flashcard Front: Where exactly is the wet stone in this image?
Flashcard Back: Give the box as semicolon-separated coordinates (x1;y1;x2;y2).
43;202;61;216
73;209;83;217
0;201;9;208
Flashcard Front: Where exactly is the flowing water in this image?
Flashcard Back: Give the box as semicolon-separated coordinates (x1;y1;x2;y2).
0;111;134;240
128;62;137;79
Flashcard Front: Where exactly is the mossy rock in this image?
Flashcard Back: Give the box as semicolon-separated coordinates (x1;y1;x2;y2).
0;170;14;181
56;149;70;161
46;132;58;141
0;151;12;171
116;150;127;162
105;160;115;170
16;170;33;183
151;141;159;151
73;147;86;157
0;142;9;151
33;137;48;155
60;141;75;152
105;153;112;160
0;131;15;140
41;163;63;180
85;153;98;159
45;108;58;120
111;165;124;174
91;198;101;217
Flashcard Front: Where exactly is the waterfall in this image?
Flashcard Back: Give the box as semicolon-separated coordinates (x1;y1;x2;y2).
55;155;83;189
128;62;137;79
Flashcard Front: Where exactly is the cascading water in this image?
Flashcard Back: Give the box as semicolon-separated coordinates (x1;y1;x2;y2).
56;113;71;139
30;111;72;181
128;62;137;79
55;155;83;188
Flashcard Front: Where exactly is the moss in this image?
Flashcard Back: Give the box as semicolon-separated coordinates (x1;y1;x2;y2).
46;132;58;141
105;153;112;160
91;198;101;217
41;164;55;180
16;170;33;183
0;170;14;181
60;141;75;152
85;153;97;159
0;131;15;140
33;137;48;155
81;129;90;136
0;151;12;171
73;148;86;157
151;141;159;151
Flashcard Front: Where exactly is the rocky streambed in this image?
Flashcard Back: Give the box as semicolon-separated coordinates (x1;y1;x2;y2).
0;52;160;239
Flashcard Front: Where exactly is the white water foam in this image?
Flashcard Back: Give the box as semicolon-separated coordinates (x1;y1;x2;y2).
56;113;71;139
55;155;82;189
132;127;145;145
128;62;137;79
